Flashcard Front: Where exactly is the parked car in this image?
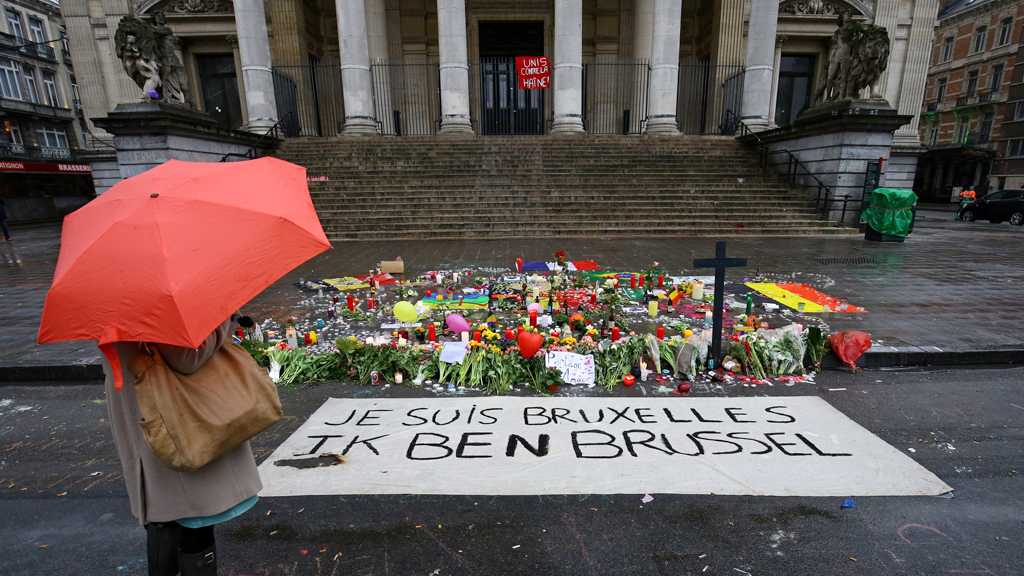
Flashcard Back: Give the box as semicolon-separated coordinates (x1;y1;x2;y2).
958;189;1024;225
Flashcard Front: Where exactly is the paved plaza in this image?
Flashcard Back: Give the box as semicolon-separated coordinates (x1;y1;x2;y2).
3;208;1023;377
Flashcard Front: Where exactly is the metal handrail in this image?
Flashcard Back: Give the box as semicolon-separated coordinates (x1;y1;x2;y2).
219;112;290;162
725;109;853;224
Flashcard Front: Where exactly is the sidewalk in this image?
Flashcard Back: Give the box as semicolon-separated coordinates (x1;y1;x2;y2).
3;212;1023;381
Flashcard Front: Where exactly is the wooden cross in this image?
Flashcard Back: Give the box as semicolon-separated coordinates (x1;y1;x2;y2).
693;241;747;364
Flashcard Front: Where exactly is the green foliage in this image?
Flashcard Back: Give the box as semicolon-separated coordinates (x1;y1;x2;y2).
807;327;830;371
240;338;269;367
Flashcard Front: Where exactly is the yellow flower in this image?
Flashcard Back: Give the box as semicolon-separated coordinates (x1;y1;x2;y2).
562;337;578;346
489;345;501;354
550;337;560;345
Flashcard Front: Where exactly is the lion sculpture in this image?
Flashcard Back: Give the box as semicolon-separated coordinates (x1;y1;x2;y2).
114;13;188;104
815;12;891;103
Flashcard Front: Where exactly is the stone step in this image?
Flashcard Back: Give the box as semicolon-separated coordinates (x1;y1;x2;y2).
323;227;860;241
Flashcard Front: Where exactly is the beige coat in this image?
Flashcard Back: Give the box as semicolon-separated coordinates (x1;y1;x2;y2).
99;316;262;525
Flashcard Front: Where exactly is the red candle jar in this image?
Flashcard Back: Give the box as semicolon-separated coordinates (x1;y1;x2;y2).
332;295;340;303
517;325;525;334
615;278;620;288
639;275;644;287
473;330;482;342
347;295;355;311
612;326;620;341
529;310;538;328
428;324;436;342
630;276;637;289
656;326;665;340
658;274;664;287
590;293;597;305
623;375;635;386
368;298;376;310
426;289;432;297
505;329;515;340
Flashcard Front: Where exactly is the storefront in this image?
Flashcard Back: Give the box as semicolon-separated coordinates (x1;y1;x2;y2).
0;160;94;222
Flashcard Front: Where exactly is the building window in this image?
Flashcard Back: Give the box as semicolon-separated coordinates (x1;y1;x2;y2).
973;26;987;53
926;123;939;146
5;9;24;39
936;77;947;102
980;112;993;142
28;17;45;44
41;70;60;107
1016;101;1024;121
0;58;21;100
36;126;68;148
3;119;22;145
22;66;37;103
997;17;1013;46
966;70;979;96
1008;138;1024;157
955;115;970;144
990;63;1004;93
69;74;80;109
941;36;954;62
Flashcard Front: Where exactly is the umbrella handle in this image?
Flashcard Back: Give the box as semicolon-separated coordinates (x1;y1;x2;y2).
99;343;124;391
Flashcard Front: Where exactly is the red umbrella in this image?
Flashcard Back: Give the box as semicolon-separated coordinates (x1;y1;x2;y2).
38;157;331;389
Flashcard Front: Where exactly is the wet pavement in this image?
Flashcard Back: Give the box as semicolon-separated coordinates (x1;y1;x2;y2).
2;211;1023;373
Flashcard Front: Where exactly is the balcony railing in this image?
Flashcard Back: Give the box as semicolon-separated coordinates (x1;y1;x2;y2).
956;96;970;107
978;92;993;103
0;143;75;160
0;32;57;61
62;48;72;66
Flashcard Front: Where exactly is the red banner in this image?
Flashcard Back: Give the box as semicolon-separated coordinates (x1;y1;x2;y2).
0;161;91;174
515;56;550;90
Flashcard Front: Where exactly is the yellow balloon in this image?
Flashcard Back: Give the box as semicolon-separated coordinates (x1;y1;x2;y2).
393;301;418;323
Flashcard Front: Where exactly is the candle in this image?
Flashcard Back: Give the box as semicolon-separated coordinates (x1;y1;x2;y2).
426;289;432;297
630;275;637;289
267;330;276;340
437;274;444;285
590;292;597;305
347;294;355;311
286;327;298;349
639;275;644;288
648;300;658;317
705;310;712;325
612;326;620;341
398;337;407;346
532;286;540;298
461;331;470;343
473;330;482;342
623;374;635;386
505;329;515;340
615;278;620;288
365;336;374;345
692;281;704;301
368;298;376;310
640;360;647;381
327;307;335;320
332;295;340;303
529;310;538;328
428;324;436;342
317;319;324;329
656;326;665;340
517;325;525;334
394;373;403;384
658;274;664;287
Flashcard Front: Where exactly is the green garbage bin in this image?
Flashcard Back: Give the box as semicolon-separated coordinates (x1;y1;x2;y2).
862;188;918;243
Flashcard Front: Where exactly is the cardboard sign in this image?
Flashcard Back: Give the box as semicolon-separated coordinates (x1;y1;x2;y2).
516;56;550;90
258;397;952;497
545;351;596;385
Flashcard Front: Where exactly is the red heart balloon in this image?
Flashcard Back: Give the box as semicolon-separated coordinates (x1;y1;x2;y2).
518;331;544;359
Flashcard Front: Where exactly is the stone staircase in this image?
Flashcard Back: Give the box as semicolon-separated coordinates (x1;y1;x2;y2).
273;135;859;241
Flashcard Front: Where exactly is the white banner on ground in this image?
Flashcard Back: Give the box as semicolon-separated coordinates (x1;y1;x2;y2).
257;397;951;497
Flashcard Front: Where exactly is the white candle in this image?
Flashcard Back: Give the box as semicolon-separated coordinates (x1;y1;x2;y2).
395;373;403;384
286;327;298;349
365;336;374;345
398;337;407;346
461;331;470;343
692;281;704;300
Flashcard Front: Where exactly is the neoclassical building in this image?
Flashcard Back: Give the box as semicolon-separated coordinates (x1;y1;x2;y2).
63;0;936;167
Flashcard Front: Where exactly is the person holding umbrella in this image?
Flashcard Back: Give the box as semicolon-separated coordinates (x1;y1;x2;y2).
38;158;332;575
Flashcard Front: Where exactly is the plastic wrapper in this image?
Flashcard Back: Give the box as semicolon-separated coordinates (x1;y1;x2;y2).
862;188;917;237
829;331;872;371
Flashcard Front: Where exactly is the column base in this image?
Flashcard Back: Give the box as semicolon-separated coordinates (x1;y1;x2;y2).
243;119;279;134
343;116;380;136
644;116;679;136
739;116;772;132
439;116;475;136
550;116;586;135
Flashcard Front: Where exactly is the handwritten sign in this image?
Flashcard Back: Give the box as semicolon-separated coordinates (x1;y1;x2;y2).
258;397;951;497
516;56;550;90
545;351;595;385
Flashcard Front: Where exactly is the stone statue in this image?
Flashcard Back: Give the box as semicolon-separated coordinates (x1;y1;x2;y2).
114;12;189;105
815;12;891;103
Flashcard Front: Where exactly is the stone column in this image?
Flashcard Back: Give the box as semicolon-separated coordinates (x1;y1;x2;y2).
633;0;654;61
234;0;279;132
436;0;474;134
336;0;378;135
739;0;779;131
644;0;681;135
551;0;585;134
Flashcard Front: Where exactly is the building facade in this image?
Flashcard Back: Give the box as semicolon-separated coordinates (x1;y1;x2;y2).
0;0;94;222
914;0;1022;202
992;40;1024;190
63;0;936;186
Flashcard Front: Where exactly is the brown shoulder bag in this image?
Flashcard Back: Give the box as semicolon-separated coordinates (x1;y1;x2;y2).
127;342;282;472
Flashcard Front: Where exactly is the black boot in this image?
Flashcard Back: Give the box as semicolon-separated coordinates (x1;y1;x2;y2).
146;522;182;576
179;544;217;576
